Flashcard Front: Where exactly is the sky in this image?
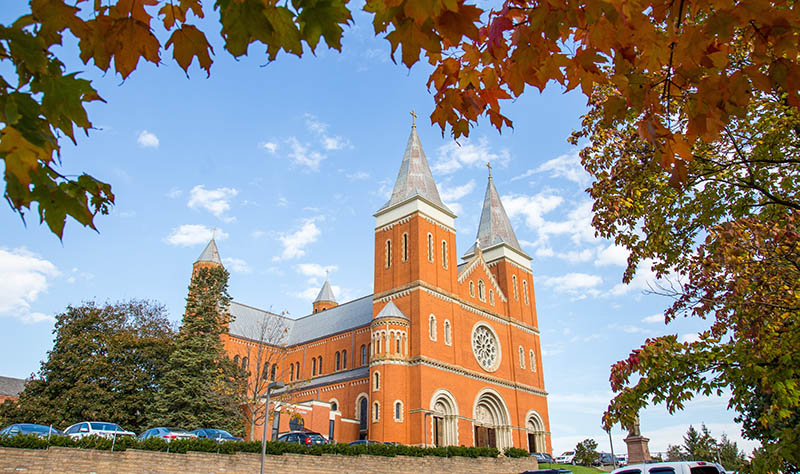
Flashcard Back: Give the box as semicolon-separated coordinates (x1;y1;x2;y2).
1;0;758;458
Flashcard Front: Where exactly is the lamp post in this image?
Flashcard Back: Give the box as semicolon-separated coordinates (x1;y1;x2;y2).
260;381;285;474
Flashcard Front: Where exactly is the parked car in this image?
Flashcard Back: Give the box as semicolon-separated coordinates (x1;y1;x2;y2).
63;422;135;439
276;431;327;445
191;428;242;442
555;451;576;464
0;423;62;438
531;452;556;463
522;470;572;474
138;427;197;442
616;454;628;466
595;452;617;465
348;440;383;446
611;461;724;474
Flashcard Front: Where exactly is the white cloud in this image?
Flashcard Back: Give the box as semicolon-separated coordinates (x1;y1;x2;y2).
513;151;589;185
274;218;321;261
439;180;476;202
596;244;630;267
608;323;649;334
251;230;266;239
287;137;326;171
223;257;252;273
188;185;238;221
558;249;594;263
609;259;672;296
538;273;603;293
0;248;60;323
260;141;279;154
137;130;159;148
304;114;350;151
642;313;664;324
433;137;509;174
680;332;701;343
165;225;229;247
295;263;338;278
504;195;598;249
346;171;369;181
294;284;345;302
166;187;182;199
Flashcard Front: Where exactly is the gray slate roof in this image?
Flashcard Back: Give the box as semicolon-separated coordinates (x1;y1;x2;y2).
228;295;373;347
314;280;337;303
375;300;408;320
379;126;451;214
276;367;370;395
196;239;222;264
0;376;25;397
464;176;523;256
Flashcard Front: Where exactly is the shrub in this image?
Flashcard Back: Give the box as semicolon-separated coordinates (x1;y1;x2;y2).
504;447;529;458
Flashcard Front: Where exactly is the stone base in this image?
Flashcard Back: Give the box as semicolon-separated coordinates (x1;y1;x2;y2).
625;435;651;464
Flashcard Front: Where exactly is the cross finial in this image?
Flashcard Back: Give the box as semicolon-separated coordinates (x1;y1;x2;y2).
410;109;417;128
211;226;217;240
325;268;330;279
487;162;492;178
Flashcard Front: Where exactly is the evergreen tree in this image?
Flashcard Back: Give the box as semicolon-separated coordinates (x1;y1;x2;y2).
149;266;243;434
666;444;688;461
574;438;599;466
683;424;718;461
717;434;746;471
0;300;174;432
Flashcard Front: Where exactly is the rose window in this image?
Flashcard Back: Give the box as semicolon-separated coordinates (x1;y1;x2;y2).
472;324;499;371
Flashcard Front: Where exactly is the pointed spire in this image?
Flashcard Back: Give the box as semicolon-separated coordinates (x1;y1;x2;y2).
314;279;337;304
466;171;523;255
195;238;222;265
378;122;451;214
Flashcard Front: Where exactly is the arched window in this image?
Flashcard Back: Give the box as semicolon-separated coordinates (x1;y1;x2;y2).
361;345;367;365
441;240;448;269
270;364;277;381
335;352;341;371
512;275;518;300
444;320;452;346
263;363;270;379
342;350;347;369
402;233;409;261
372;401;380;422
394;401;403;422
519;346;525;369
395;336;401;354
296;362;300;379
530;349;537;372
359;397;368;430
317;356;323;374
242;357;248;370
427;233;434;262
429;314;437;341
312;357;317;376
469;281;475;297
233;355;240;366
289;363;294;381
330;400;338;412
489;289;495;305
373;371;380;391
523;279;530;305
385;240;392;268
478;280;486;301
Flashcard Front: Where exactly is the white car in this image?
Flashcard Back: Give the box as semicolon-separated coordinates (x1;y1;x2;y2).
64;421;135;440
612;461;724;474
555;451;576;464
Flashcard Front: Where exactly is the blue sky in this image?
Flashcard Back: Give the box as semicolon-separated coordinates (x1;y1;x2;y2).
1;0;756;457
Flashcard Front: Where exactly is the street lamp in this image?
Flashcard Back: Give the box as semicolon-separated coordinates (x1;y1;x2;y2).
260;380;286;474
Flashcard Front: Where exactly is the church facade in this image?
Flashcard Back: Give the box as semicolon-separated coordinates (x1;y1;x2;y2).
190;123;551;453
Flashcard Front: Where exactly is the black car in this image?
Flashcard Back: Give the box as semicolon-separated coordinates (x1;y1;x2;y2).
276;431;328;445
531;452;556;463
0;423;63;438
191;428;243;442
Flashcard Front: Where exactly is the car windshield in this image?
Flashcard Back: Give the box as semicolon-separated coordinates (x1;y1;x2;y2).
205;429;232;437
23;425;56;434
90;423;122;431
167;428;192;434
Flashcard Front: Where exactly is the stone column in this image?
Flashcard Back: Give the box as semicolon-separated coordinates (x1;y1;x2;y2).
625;434;652;464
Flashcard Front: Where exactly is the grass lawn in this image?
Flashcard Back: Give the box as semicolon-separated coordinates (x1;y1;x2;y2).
538;463;607;474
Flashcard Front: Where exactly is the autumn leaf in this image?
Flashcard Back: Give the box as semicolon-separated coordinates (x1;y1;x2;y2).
295;0;353;52
0;126;51;188
166;24;214;75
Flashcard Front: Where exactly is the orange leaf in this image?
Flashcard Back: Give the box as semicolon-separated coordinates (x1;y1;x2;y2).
166;24;214;75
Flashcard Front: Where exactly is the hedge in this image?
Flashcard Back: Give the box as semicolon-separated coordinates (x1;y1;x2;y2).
0;434;501;458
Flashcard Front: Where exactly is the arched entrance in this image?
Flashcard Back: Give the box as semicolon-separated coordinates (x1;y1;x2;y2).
430;389;459;447
356;394;369;440
525;410;546;453
472;389;512;450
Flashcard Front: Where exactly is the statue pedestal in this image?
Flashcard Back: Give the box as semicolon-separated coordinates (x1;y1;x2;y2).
625;435;651;464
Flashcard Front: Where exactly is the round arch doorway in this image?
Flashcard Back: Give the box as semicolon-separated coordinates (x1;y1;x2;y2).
472;389;512;450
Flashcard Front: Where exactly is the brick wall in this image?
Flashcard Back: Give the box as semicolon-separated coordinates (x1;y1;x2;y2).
0;447;538;474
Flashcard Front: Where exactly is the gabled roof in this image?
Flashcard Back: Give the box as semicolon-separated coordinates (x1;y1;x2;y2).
378;126;451;214
464;176;523;256
195;238;222;265
374;300;409;320
314;280;336;303
0;376;25;397
228;295;373;347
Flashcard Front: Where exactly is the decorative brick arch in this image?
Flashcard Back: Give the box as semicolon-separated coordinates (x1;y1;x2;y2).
472;388;512;451
525;409;547;453
429;389;459;446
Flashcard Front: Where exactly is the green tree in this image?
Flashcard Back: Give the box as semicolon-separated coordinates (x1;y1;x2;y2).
666;444;687;462
683;425;717;461
718;434;747;471
149;266;243;435
574;438;599;466
0;300;173;432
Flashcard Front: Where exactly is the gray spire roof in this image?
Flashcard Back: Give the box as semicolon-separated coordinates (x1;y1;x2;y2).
195;238;222;265
465;176;523;255
379;126;451;214
375;300;409;320
314;279;337;303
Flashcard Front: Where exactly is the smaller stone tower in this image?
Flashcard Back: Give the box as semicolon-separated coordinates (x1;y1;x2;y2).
194;238;223;274
313;280;338;313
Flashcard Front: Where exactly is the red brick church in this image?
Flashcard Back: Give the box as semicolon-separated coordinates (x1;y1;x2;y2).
189;121;551;453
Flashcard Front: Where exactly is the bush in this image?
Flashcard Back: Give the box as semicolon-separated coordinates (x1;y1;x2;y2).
504;447;529;458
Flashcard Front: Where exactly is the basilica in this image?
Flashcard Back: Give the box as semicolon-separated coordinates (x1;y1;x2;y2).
190;121;551;453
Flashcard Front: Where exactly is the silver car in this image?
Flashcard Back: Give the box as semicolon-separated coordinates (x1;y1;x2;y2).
63;421;135;439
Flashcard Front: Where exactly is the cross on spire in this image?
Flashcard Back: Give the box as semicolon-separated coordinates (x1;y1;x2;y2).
211;226;217;239
410;109;417;128
487;162;492;178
